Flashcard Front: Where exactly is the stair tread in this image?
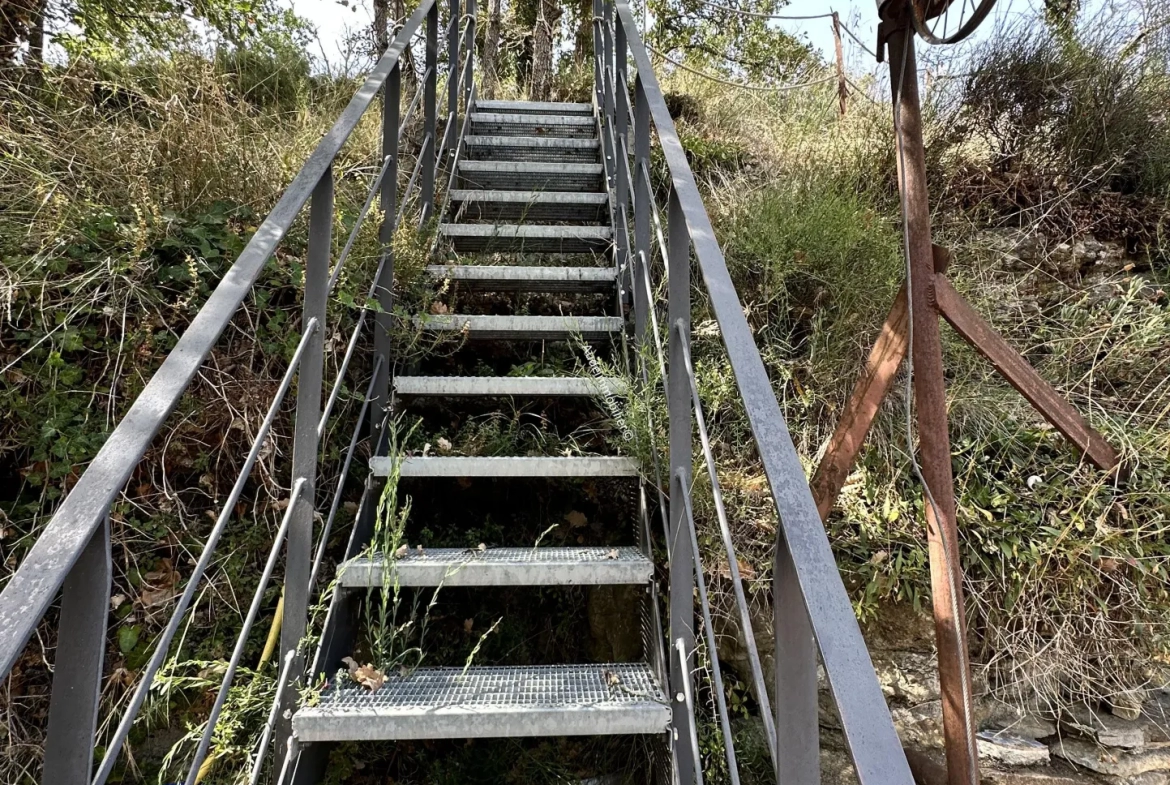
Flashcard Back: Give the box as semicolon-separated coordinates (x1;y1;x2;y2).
411;314;623;341
449;189;607;203
338;546;652;587
292;662;668;742
459;160;603;173
439;224;611;238
470;111;595;125
466;135;599;147
394;375;627;397
425;264;615;293
475;100;593;114
371;455;639;477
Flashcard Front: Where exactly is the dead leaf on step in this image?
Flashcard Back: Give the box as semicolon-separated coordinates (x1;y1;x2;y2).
602;668;621;687
430;301;449;314
606;549;619;560
477;543;487;553
437;437;452;453
342;657;386;692
564;510;587;528
394;544;410;559
416;544;425;554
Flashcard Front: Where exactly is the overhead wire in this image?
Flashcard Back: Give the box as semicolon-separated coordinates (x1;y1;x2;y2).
647;44;836;92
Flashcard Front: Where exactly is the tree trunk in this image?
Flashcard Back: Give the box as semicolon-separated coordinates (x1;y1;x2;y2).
374;0;390;56
528;0;553;100
25;0;44;87
481;0;502;99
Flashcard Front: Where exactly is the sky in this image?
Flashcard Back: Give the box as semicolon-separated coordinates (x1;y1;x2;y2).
286;0;1137;76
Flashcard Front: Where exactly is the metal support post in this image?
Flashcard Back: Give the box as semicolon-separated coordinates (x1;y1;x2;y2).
886;23;978;785
632;74;650;344
447;0;459;156
43;515;111;785
602;0;615;186
277;166;332;762
421;2;439;221
614;19;630;298
774;528;819;784
592;0;603;109
464;0;476;105
372;65;401;454
667;187;695;785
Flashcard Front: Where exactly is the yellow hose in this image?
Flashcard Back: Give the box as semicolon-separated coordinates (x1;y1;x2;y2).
259;591;284;669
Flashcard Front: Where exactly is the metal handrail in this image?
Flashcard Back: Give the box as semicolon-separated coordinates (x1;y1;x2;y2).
601;2;915;782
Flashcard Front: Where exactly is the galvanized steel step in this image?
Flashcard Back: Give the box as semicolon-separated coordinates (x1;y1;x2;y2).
449;189;607;222
412;314;623;341
465;135;600;163
426;264;615;292
338;546;652;587
394;375;627;397
475;99;593;116
292;663;669;742
458;160;604;192
439;224;611;253
371;455;639;477
469;111;596;138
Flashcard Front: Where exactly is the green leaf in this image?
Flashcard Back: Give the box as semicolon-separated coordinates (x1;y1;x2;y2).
118;624;141;654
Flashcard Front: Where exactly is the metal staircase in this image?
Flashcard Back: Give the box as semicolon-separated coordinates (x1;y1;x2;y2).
0;1;919;783
292;97;671;756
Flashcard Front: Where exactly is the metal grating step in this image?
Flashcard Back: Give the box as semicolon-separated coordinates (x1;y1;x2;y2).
458;161;604;192
470;112;596;138
371;455;639;477
395;375;627;397
465;135;600;163
475;100;593;116
292;663;669;742
450;189;607;223
439;224;611;254
338;546;652;587
426;264;615;293
411;314;623;341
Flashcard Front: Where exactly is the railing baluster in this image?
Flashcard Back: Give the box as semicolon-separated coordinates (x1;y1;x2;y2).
446;0;459;157
615;30;630;304
602;0;616;186
633;74;650;347
667;186;696;784
421;2;439;221
42;515;110;785
464;0;475;105
277;166;332;762
775;530;820;784
373;64;401;451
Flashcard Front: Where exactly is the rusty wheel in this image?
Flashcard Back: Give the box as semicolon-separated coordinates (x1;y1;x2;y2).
910;0;997;44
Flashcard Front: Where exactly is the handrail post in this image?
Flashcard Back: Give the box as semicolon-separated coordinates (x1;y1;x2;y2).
421;1;439;221
592;0;603;110
602;0;616;187
464;0;476;105
775;531;819;784
667;187;696;785
632;73;650;345
42;515;110;785
373;64;401;453
447;0;459;156
614;19;630;302
277;166;332;762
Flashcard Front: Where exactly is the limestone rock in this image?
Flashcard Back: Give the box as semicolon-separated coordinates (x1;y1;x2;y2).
871;650;941;705
1064;706;1146;749
984;702;1059;740
1051;738;1170;777
978;730;1051;766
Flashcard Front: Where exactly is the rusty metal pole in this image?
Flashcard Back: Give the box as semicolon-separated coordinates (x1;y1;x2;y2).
885;17;979;785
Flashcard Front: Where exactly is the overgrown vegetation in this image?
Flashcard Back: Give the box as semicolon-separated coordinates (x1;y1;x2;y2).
2;0;1170;782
